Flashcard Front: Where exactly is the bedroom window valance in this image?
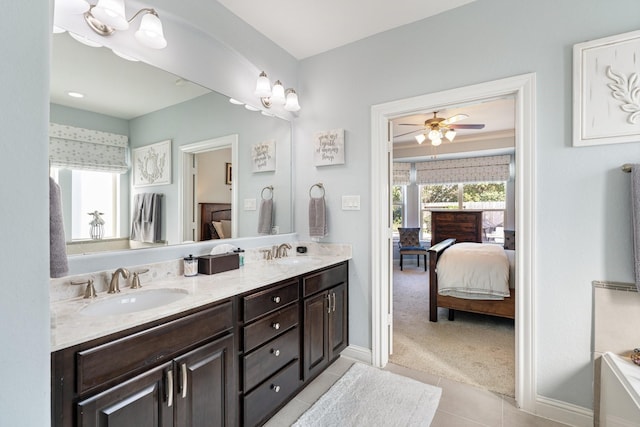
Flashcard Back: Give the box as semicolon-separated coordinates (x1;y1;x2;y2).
49;123;129;174
393;162;411;185
415;154;511;185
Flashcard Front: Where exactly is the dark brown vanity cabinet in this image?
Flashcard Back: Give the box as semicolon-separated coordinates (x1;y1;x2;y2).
302;263;349;380
52;300;236;427
238;279;302;427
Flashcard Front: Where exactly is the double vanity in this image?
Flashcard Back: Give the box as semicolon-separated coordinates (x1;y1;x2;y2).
51;247;350;427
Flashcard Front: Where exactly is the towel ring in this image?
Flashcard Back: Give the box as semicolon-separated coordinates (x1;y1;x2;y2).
261;185;274;200
309;183;325;198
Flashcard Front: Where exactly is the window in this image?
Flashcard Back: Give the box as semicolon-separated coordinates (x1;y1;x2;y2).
392;185;405;234
52;168;120;240
420;182;506;243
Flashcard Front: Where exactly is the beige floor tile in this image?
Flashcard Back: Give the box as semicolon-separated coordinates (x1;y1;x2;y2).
262;398;310;427
384;362;441;387
325;356;355;376
294;371;342;405
431;410;489;426
436;377;503;427
502;398;570;427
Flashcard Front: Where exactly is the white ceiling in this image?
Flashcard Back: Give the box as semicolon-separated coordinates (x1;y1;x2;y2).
216;0;476;59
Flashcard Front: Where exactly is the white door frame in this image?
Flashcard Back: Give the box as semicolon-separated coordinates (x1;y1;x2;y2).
179;134;239;242
370;73;537;412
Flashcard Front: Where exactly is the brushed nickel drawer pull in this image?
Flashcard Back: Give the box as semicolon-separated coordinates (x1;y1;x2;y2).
167;370;174;407
272;322;281;330
332;292;336;312
272;348;280;357
327;294;331;314
272;296;281;303
181;363;188;398
272;384;281;393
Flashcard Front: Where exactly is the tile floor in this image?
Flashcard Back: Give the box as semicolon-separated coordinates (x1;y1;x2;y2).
264;357;569;427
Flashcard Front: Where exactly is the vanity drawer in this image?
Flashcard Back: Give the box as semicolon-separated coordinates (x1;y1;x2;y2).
243;327;299;392
302;262;347;297
76;301;232;395
243;304;298;352
242;279;299;322
243;360;301;427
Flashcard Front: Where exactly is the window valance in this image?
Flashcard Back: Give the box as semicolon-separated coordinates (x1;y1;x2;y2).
393;162;411;185
415;154;511;185
49;123;129;174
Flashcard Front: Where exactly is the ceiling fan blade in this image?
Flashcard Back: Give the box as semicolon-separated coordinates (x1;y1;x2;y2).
394;129;423;138
443;113;469;125
448;124;485;129
398;123;424;126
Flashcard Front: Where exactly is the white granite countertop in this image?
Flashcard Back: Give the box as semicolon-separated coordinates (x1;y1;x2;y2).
51;254;350;352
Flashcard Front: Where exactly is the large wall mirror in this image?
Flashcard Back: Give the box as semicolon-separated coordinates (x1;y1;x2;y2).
50;32;293;256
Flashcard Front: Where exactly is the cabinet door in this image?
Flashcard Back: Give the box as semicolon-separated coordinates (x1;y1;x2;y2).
329;283;348;359
77;363;173;427
303;291;329;380
174;334;235;427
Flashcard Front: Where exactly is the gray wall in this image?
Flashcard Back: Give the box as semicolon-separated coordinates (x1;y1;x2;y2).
294;0;640;410
0;0;51;425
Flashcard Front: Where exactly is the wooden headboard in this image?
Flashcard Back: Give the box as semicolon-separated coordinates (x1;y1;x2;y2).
430;210;483;245
200;202;231;240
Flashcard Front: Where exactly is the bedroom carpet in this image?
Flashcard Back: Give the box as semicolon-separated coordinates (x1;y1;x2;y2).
292;362;442;427
390;263;515;397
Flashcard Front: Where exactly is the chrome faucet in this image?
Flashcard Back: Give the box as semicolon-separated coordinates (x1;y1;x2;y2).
276;243;292;258
108;268;130;294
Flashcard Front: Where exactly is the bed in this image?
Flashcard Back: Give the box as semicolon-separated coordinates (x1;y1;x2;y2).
199;202;232;240
428;210;515;322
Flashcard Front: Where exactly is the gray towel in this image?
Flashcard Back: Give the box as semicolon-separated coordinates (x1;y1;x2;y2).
131;193;162;242
258;198;273;235
632;164;640;291
49;177;68;278
309;196;327;238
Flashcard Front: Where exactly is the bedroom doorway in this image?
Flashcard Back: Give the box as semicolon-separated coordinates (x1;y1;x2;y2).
370;73;536;412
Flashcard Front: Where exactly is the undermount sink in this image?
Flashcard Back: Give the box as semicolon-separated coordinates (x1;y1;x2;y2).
80;288;188;316
274;257;321;266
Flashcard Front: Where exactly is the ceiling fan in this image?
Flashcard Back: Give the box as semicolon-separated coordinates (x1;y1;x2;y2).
397;112;485;146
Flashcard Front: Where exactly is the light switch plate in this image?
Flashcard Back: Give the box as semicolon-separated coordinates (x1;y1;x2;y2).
244;198;257;211
342;195;360;210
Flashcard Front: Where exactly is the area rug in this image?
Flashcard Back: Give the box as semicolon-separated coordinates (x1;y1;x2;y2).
390;264;515;396
292;363;442;427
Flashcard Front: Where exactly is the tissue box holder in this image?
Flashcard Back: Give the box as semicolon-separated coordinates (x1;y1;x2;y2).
198;253;239;275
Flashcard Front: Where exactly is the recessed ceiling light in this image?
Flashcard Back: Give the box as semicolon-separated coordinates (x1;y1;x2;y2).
67;91;85;98
229;98;244;105
244;104;260;111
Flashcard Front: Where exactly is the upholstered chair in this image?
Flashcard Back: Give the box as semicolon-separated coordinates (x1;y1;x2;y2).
398;227;427;271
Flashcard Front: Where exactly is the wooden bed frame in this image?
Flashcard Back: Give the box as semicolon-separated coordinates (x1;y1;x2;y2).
428;238;515;322
199;202;231;240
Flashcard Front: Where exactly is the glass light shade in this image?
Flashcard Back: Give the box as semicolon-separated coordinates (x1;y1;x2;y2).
254;72;272;98
270;81;286;106
56;0;89;14
229;98;244;105
415;134;426;144
431;137;442;146
428;129;440;140
444;129;456;142
284;89;301;112
69;32;102;47
135;13;167;49
92;0;129;31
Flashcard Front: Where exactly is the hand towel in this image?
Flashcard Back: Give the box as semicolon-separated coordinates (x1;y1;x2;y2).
309;196;327;238
49;177;68;278
258;198;273;235
632;164;640;291
131;193;162;242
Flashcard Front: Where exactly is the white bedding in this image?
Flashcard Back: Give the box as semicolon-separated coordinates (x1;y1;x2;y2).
437;243;510;300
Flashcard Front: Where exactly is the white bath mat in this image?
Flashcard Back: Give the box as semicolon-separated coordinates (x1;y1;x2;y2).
293;363;442;427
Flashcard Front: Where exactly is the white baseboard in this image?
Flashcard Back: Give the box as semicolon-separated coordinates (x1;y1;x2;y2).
535;395;593;427
341;345;372;365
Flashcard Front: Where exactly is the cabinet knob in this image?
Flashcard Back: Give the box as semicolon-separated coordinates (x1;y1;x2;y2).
272;322;281;330
272;384;281;393
272;349;280;357
272;296;281;303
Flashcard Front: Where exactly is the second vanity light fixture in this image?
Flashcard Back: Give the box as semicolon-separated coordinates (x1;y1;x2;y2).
254;71;301;112
55;0;167;50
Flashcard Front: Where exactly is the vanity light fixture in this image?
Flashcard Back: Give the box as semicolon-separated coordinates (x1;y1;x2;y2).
55;0;167;50
254;71;301;112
